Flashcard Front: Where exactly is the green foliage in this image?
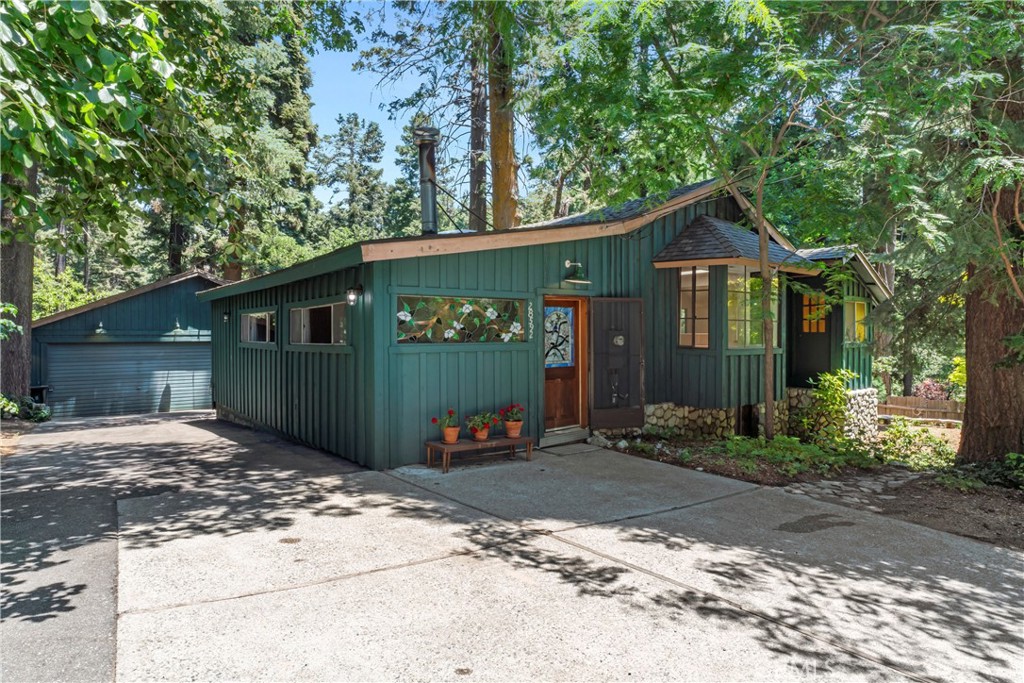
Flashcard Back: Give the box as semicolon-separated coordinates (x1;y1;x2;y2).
947;356;966;401
32;259;111;318
465;411;499;432
632;440;656;456
0;302;21;341
0;394;19;417
718;435;876;477
1;393;51;422
874;418;956;471
798;369;857;447
953;454;1024;491
934;473;986;493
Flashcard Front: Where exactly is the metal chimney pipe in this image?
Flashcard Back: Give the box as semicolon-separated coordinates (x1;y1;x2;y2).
413;126;440;235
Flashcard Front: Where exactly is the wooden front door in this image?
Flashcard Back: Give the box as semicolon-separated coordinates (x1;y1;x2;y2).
590;298;645;429
543;297;588;430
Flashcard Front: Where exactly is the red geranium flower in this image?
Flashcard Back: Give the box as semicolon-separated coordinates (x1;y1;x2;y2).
499;408;505;415
448;409;455;416
470;426;478;433
432;417;438;424
492;417;498;424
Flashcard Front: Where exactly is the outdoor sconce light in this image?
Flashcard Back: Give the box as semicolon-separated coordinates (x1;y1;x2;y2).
564;260;592;285
346;285;364;305
95;321;106;335
223;311;230;323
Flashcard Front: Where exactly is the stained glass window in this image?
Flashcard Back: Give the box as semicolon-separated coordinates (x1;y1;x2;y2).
544;306;574;367
396;296;525;343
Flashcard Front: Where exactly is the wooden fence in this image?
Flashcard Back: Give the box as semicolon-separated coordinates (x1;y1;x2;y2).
878;396;964;422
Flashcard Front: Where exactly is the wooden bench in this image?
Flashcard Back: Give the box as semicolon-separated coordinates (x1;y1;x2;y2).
424;436;535;474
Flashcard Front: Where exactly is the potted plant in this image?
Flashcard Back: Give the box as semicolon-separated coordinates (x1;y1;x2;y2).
431;408;460;444
466;411;499;442
500;403;525;438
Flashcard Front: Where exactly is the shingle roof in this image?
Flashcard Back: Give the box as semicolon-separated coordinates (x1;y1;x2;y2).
524;178;719;229
796;246;853;261
653;215;812;267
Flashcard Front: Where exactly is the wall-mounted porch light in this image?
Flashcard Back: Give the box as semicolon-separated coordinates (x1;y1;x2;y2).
346;285;364;305
564;260;592;285
223;310;230;323
95;321;106;335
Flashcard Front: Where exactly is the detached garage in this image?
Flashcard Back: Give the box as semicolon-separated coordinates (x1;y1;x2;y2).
31;271;222;418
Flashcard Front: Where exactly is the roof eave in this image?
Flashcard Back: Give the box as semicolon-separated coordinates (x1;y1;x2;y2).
32;271;224;328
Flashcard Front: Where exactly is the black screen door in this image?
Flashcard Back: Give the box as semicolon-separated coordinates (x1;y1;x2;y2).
590;298;644;429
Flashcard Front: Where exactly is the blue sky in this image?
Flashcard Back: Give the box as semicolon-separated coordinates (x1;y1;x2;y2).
307;47;413;203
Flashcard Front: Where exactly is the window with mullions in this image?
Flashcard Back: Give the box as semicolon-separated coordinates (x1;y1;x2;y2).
727;265;779;348
289;303;347;345
678;267;710;348
802;294;827;333
241;311;277;343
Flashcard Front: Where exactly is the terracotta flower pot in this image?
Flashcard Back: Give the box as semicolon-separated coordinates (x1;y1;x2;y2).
504;420;523;438
442;426;460;444
473;427;490;442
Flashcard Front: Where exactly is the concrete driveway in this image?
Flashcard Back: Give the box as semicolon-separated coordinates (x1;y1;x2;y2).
2;415;1021;682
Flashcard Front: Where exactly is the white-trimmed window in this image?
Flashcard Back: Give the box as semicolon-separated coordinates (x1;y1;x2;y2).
290;303;347;345
727;265;779;348
241;311;276;343
844;300;869;343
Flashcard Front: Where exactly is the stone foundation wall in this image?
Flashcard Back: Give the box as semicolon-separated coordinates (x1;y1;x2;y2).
845;388;879;441
788;387;878;441
639;400;789;440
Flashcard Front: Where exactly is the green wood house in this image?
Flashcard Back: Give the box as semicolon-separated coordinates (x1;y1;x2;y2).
198;168;891;470
32;271;222;418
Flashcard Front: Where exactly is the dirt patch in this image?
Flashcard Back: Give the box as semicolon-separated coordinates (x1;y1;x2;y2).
873;475;1024;551
923;425;961;450
0;419;36;457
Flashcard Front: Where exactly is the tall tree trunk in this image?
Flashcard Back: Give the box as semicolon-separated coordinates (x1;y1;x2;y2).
469;43;488;232
0;168;38;397
959;55;1024;462
553;171;566;218
959;262;1024;459
902;371;914;397
168;216;186;274
756;183;775;439
82;227;91;291
222;215;243;282
487;7;519;231
54;220;67;276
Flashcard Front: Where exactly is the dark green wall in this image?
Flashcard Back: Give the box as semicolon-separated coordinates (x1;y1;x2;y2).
32;276;216;387
209;265;377;467
208;194;873;470
837;278;873;390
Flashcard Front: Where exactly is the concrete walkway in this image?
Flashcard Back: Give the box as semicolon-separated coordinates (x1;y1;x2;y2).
3;416;1021;682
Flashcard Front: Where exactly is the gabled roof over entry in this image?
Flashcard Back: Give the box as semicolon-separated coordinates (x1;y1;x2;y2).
33;271;226;328
652;216;816;274
797;246;893;303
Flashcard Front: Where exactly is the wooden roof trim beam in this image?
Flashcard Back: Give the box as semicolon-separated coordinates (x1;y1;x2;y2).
653;257;820;276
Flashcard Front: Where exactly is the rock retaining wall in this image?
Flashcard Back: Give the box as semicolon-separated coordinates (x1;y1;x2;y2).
787;387;878;441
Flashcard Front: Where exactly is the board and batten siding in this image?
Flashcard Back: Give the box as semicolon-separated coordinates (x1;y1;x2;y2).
209;193;800;470
378;194;787;467
838;278;873;390
32;275;214;386
209;265;377;468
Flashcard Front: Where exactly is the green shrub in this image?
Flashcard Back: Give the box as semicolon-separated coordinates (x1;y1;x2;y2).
874;418;955;471
798;369;859;449
1;394;52;423
934;472;986;493
718;435;875;477
0;394;19;419
632;440;655;456
955;453;1024;490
